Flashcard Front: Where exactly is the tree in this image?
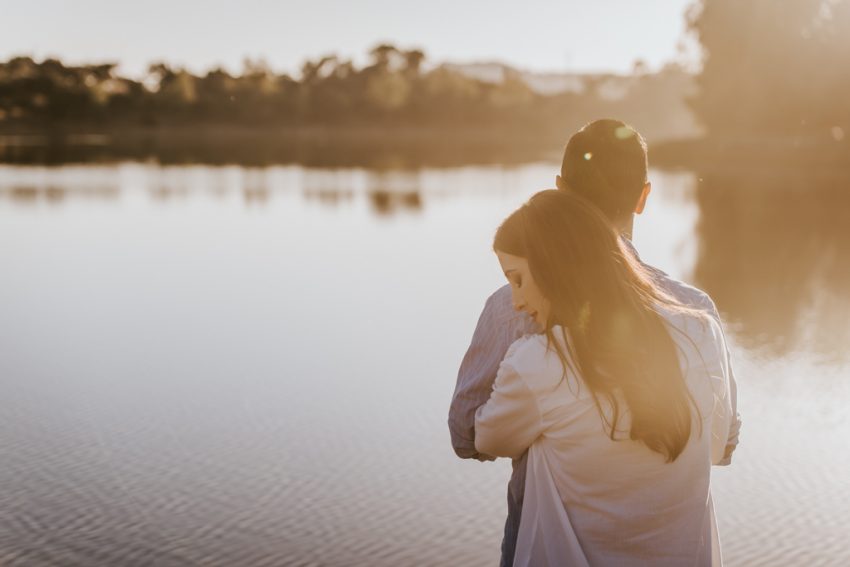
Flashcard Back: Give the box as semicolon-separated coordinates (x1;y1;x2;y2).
403;49;425;76
687;0;850;137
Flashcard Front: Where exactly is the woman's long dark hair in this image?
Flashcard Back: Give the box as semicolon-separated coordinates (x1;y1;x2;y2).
494;190;703;462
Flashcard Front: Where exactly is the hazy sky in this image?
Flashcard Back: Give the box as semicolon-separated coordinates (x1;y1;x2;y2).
4;0;697;77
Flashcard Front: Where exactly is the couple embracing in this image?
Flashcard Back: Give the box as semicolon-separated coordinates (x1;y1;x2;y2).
448;119;741;567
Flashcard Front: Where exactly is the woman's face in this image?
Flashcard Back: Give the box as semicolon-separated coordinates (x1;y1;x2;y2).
496;250;551;328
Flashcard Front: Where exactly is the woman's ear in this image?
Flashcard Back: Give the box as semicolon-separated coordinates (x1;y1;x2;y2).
634;182;651;214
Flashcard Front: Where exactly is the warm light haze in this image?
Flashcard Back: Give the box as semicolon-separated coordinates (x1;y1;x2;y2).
3;1;850;566
5;0;695;76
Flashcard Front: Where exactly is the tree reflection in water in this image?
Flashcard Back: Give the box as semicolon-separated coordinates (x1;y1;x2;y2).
694;169;850;359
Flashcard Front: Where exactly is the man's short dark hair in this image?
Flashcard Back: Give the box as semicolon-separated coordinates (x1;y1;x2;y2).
560;119;648;221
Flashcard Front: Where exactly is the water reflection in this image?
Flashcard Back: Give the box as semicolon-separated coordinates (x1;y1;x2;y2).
364;170;423;215
0;165;121;203
1;161;849;566
0;164;429;217
694;169;850;359
302;187;355;206
0;163;565;224
368;190;422;215
4;162;850;360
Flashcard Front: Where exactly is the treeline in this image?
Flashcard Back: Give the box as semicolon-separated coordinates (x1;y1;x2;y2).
0;45;695;139
5;0;849;165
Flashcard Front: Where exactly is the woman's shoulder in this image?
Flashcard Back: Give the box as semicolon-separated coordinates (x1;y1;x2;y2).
501;329;569;390
503;331;548;365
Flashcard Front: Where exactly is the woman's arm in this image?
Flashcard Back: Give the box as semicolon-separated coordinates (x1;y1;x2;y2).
474;359;545;459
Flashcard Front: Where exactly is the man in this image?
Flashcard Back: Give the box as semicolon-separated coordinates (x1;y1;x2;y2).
448;119;741;567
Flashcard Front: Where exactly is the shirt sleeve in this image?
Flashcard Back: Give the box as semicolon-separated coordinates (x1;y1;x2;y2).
702;298;741;466
474;357;545;460
448;286;535;461
716;346;741;465
706;316;735;466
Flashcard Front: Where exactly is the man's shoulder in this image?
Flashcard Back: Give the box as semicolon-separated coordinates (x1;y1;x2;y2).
485;283;513;309
481;284;537;332
644;264;717;314
483;284;518;320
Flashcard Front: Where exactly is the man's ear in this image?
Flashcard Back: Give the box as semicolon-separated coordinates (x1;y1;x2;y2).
634;182;651;215
555;175;566;191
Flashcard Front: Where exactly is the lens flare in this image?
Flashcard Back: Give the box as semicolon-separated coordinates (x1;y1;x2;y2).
614;126;636;140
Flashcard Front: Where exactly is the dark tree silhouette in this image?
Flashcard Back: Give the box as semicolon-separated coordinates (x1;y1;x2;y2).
0;43;703;159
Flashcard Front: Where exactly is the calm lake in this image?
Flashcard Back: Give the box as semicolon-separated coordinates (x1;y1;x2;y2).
1;162;849;566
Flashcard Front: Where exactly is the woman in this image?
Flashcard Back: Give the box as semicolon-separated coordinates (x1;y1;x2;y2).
475;190;733;566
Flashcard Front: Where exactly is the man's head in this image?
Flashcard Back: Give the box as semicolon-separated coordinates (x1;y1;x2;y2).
555;119;651;232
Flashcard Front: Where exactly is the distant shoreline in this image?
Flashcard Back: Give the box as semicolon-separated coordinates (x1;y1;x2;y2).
0;123;566;146
0;123;566;168
1;124;848;172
